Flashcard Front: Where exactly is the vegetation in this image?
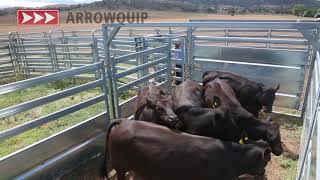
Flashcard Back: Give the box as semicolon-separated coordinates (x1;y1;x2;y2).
0;79;106;158
292;4;320;17
0;77;138;158
274;156;298;180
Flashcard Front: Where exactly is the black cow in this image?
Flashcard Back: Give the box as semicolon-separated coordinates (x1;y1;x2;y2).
102;119;271;180
173;80;283;156
203;70;280;117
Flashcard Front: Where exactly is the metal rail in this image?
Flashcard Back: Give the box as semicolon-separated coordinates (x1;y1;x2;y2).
0;61;109;179
0;62;108;141
107;37;172;118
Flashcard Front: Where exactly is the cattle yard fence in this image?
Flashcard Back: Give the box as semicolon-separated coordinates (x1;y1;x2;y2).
0;21;319;179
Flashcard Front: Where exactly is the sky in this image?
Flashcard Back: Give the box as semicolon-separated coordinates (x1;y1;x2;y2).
0;0;99;8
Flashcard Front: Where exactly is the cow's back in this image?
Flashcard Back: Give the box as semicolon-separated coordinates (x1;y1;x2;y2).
108;120;268;180
203;71;263;116
108;120;214;180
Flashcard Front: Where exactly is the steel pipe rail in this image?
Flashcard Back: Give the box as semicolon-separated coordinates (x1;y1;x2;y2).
0;95;105;142
0;62;102;95
194;36;308;45
118;68;167;93
116;56;167;79
104;22;320;29
0;79;103;119
114;45;168;64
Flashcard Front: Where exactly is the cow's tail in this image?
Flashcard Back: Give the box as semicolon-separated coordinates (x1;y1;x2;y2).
100;119;122;179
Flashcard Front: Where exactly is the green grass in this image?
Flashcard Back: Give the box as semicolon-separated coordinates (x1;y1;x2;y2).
265;113;303;180
0;79;107;158
275;156;299;180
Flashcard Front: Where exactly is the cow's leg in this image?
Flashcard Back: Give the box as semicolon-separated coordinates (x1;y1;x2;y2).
116;169;126;180
126;171;135;180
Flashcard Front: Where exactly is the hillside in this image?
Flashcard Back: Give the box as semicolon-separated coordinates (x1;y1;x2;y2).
180;0;320;7
0;0;319;16
99;0;320;8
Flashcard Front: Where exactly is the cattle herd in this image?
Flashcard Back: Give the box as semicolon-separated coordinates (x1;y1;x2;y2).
102;70;283;180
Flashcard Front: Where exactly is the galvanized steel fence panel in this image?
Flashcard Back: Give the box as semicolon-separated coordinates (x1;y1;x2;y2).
0;62;109;179
297;50;320;180
0;34;14;81
107;39;172;118
188;20;310;110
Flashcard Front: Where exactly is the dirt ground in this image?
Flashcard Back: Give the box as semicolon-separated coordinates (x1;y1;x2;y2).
265;113;302;180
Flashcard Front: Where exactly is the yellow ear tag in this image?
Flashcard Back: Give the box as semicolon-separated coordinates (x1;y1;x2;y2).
214;101;218;106
239;137;249;144
212;101;219;109
239;139;244;144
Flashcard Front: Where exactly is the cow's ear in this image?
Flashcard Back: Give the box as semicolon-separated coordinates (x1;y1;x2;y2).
146;98;156;108
257;82;265;89
213;96;221;108
274;84;280;92
160;89;167;95
266;116;273;123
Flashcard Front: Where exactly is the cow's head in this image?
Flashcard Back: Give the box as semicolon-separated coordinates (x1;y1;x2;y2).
204;79;238;109
146;96;179;128
245;145;271;176
259;84;280;113
265;116;283;156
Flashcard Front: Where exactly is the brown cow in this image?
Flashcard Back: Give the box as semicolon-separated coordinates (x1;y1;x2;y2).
134;84;179;129
203;70;280;117
172;79;204;110
103;119;271;180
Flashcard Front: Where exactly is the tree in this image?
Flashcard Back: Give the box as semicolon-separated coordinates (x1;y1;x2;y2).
292;4;305;16
228;8;235;16
206;7;218;13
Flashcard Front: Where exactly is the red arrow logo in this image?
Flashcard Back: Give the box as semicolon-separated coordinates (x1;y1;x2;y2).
17;10;59;25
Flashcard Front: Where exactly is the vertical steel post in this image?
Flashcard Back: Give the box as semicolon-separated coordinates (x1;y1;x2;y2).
102;26;115;119
186;27;194;79
297;91;320;180
166;37;172;92
102;25;121;119
267;29;271;48
182;35;187;82
225;28;229;46
100;61;110;128
111;56;120;118
8;32;20;76
300;29;320;119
